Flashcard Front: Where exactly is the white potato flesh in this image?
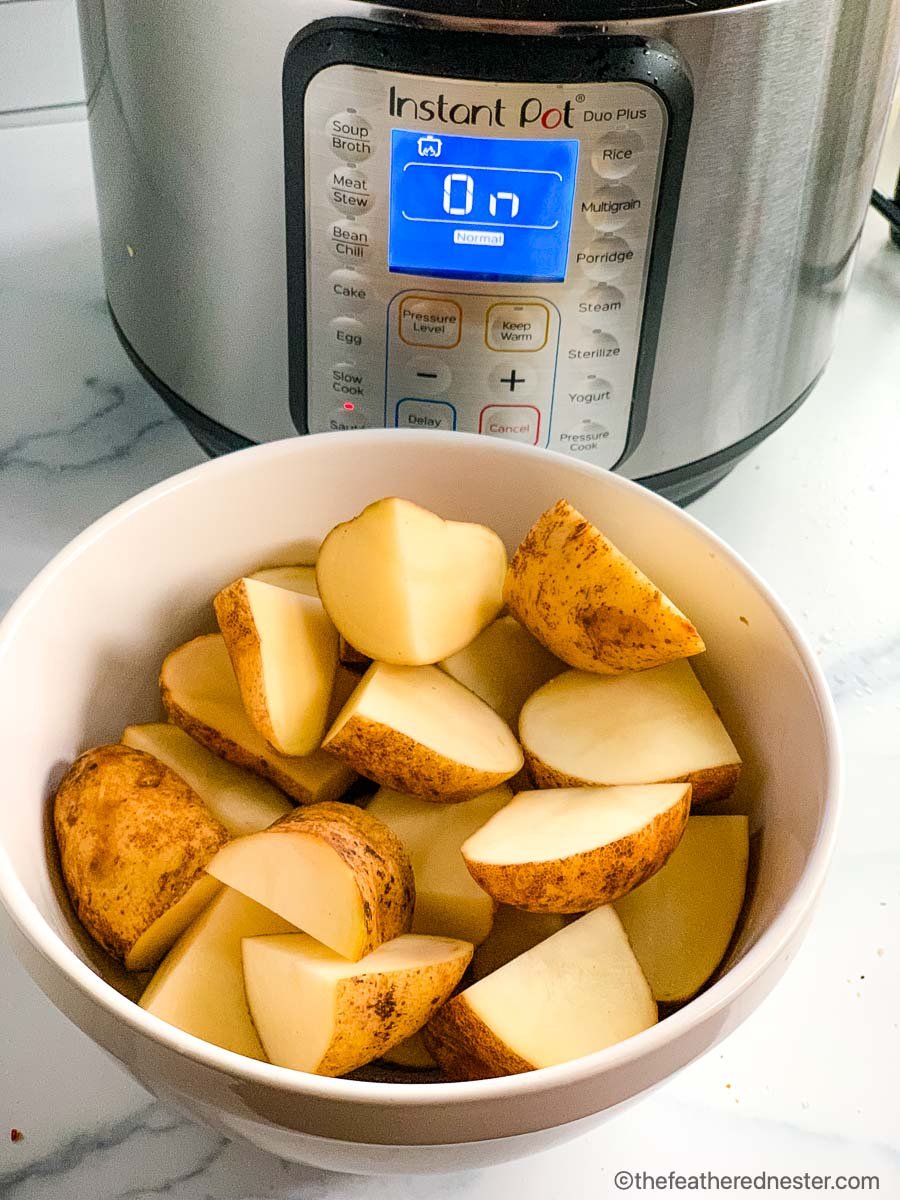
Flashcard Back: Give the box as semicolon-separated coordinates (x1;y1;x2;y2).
126;874;221;972
243;933;473;1076
520;659;740;802
444;906;656;1069
216;578;338;756
471;906;566;981
121;723;292;836
315;497;507;665
207;832;366;961
249;565;318;595
367;785;512;943
439;615;564;727
140;887;295;1059
615;815;749;1002
160;635;356;804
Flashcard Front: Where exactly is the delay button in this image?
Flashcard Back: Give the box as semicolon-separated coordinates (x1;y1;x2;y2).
486;303;550;352
399;297;462;348
395;398;457;430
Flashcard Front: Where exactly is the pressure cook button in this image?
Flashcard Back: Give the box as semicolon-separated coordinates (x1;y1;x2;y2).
581;183;640;233
578;284;626;319
576;235;634;282
327;406;370;432
568;376;614;406
403;356;452;396
559;419;612;455
329;362;369;402
485;303;550;352
395;398;457;431
479;405;540;445
328;269;370;308
329;166;374;215
330;219;371;263
328;316;367;353
591;131;643;179
488;361;536;398
399;297;462;348
327;110;374;161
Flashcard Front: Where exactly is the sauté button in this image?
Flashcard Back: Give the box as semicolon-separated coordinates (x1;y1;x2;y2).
330;219;372;263
402;356;452;396
576;235;634;282
479;405;540;445
591;131;643;180
488;361;536;398
395;398;457;430
326;110;374;161
581;183;640;233
328;316;367;352
399;297;462;348
328;269;370;309
327;405;370;432
329;166;374;215
486;303;549;352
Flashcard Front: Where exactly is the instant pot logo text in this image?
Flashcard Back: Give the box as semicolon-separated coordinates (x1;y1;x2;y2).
389;86;633;130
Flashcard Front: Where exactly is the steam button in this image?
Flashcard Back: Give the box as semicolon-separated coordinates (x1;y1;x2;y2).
591;131;643;180
327;111;374;162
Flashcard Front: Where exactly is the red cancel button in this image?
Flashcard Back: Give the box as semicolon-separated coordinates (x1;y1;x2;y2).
479;405;541;445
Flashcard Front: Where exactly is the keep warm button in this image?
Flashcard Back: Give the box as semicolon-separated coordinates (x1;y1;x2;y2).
486;303;549;352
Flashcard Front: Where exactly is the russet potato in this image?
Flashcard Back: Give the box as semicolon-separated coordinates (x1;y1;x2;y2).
243;932;473;1077
615;815;750;1003
214;576;339;756
121;723;293;836
160;634;356;804
462;784;691;912
504;499;705;673
323;662;523;802
315;497;507;665
520;660;741;804
424;905;656;1079
367;785;512;943
379;1029;437;1071
53;744;229;970
206;801;414;962
140;886;295;1059
471;906;566;982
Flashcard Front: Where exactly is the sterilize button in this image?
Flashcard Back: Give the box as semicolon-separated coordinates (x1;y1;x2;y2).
328;269;370;309
488;362;536;398
330;219;371;263
576;235;634;282
579;330;621;359
403;356;452;396
329;316;366;353
329;166;374;215
479;405;540;445
581;184;640;233
327;110;374;161
591;131;643;180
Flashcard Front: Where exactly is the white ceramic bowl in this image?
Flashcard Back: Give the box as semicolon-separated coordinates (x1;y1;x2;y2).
0;432;840;1175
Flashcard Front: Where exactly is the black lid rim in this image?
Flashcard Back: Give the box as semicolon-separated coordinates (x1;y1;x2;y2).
362;0;759;20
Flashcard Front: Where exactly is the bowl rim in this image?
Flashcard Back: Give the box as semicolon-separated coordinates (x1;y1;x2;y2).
0;430;842;1109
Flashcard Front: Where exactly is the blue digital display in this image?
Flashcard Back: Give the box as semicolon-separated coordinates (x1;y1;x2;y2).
388;130;579;282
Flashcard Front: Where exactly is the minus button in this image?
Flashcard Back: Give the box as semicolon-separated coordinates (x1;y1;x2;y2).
402;356;451;396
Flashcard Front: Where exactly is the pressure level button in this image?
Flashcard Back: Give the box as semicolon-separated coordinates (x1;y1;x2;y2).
327;111;374;161
591;131;643;180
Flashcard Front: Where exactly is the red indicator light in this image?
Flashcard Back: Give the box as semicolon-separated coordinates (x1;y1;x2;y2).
343;402;355;411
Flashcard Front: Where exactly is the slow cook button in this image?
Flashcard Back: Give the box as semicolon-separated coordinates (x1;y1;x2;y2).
328;315;366;352
330;219;372;263
330;362;369;401
558;418;612;455
399;297;462;348
329;166;374;215
567;375;614;406
328;269;370;308
479;405;540;445
486;303;549;352
581;183;640;233
591;131;643;180
326;110;374;161
576;235;634;282
395;398;457;430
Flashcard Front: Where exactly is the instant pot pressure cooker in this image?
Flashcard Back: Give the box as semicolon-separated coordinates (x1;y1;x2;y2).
76;0;899;502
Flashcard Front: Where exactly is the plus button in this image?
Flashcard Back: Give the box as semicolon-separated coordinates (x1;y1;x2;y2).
500;369;526;392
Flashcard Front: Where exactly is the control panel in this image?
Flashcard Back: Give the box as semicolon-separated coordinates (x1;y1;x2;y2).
298;62;672;467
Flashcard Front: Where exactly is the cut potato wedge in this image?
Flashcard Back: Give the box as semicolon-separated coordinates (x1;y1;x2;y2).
615;815;749;1003
121;723;292;836
53;745;229;970
315;497;507;666
323;662;523;802
214;577;338;756
424;905;656;1079
379;1030;437;1071
504;499;705;673
249;565;318;596
367;785;512;944
140;887;295;1059
471;907;566;982
520;660;741;804
206;801;414;961
439;615;563;728
160;635;356;805
243;933;473;1077
462;784;691;912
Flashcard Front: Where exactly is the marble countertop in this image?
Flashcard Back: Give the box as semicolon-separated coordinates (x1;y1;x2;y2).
1;116;899;1200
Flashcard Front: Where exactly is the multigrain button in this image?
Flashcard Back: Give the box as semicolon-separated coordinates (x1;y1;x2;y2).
329;269;370;309
329;166;374;215
581;183;640;232
328;315;366;352
486;303;549;352
578;284;626;319
576;235;634;282
591;131;643;179
326;110;374;161
399;297;462;348
330;219;371;263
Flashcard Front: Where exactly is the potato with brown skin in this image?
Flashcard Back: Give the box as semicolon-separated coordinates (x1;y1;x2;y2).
504;499;705;674
53;745;229;970
207;801;415;961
